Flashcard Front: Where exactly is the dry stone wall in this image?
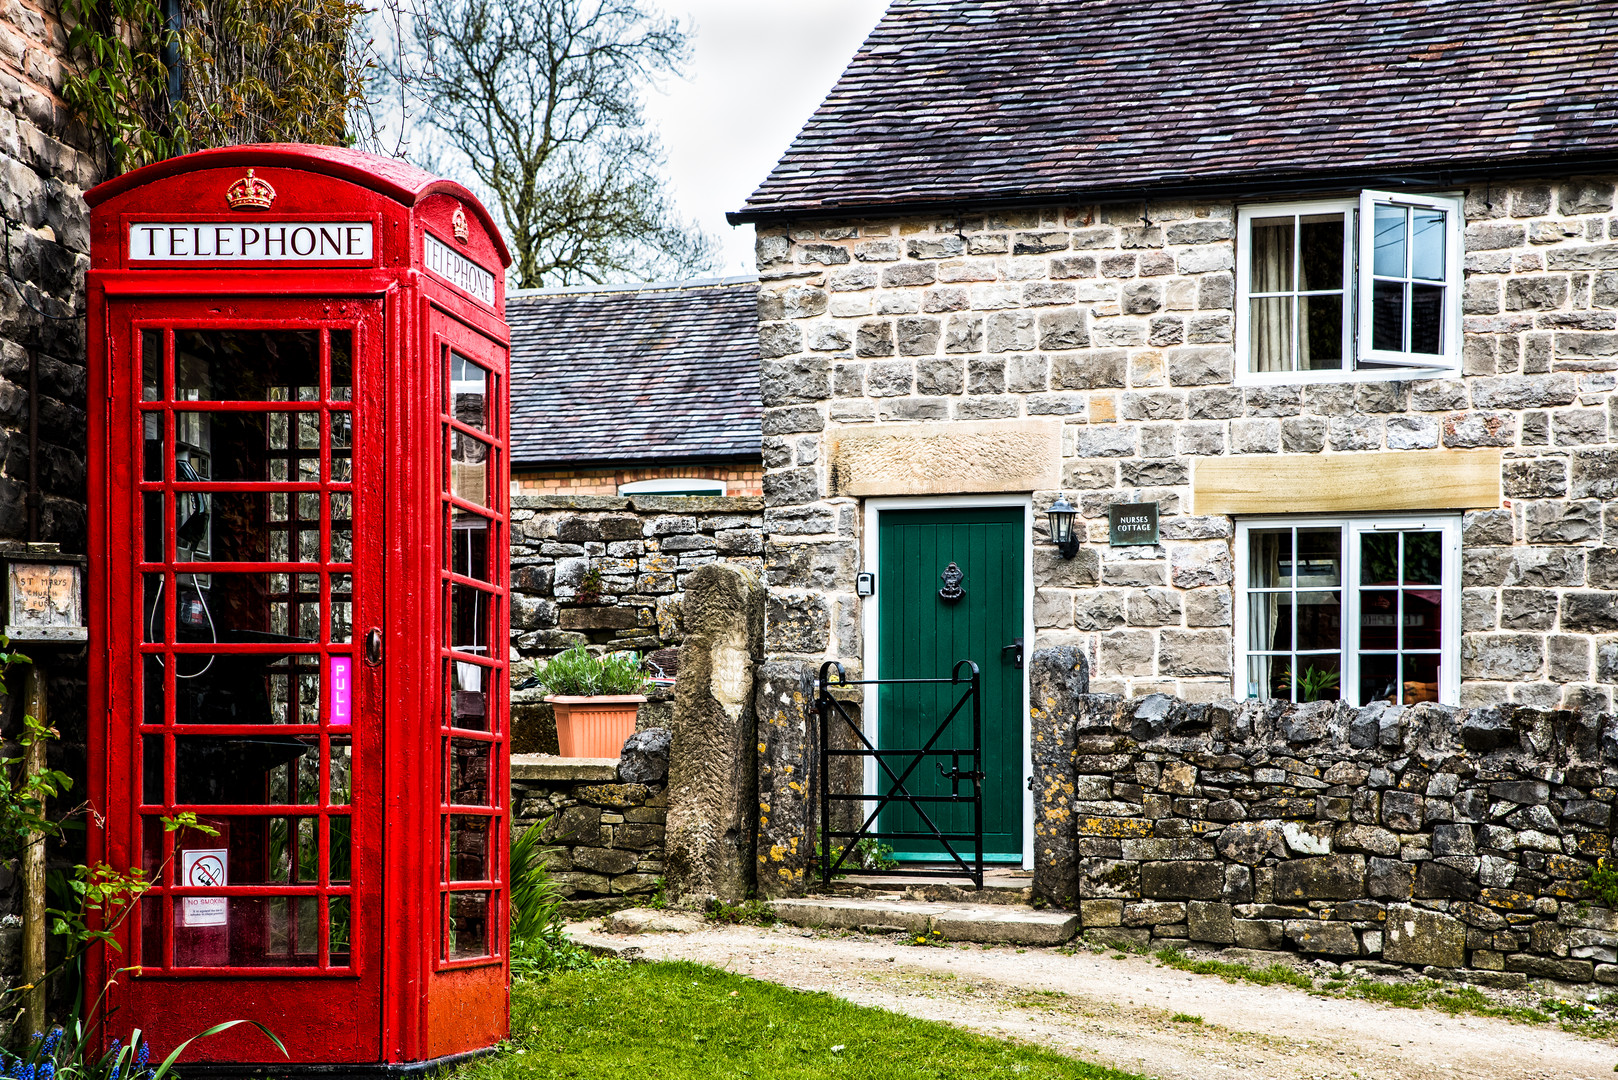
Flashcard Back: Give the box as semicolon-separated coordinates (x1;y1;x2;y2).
1029;648;1618;987
511;756;668;912
510;494;764;661
755;178;1618;709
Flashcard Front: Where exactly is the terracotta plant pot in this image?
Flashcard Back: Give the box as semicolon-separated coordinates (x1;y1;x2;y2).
547;695;645;758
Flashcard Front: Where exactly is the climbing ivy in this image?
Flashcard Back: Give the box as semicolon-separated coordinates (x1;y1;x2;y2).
60;0;371;173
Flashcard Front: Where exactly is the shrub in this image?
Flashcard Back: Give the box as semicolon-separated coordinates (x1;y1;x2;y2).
508;819;602;978
533;644;650;697
1586;858;1618;908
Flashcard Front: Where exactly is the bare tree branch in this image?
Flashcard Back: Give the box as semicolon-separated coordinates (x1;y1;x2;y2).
391;0;716;287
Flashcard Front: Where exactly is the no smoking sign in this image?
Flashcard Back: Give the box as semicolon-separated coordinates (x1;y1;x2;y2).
179;848;229;927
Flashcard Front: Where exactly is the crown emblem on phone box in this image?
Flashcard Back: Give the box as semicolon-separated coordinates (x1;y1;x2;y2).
452;205;470;242
225;169;277;210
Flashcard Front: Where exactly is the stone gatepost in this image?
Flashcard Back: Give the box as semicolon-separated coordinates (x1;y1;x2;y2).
753;661;817;897
663;563;765;904
1028;646;1090;907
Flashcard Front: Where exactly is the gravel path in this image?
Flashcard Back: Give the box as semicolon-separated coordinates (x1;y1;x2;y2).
575;921;1616;1080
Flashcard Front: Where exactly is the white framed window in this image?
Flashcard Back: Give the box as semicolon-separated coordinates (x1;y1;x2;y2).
1236;190;1463;383
1234;515;1460;706
617;477;726;496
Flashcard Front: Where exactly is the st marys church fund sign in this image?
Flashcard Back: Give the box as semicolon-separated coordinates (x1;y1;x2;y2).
1108;502;1160;546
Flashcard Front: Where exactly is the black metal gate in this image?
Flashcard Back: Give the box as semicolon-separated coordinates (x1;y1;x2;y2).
816;659;983;887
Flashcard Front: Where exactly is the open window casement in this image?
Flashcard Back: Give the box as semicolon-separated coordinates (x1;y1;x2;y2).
1356;190;1464;371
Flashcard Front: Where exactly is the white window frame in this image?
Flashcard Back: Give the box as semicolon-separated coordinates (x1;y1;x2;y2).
1234;190;1464;385
1357;189;1464;371
617;477;726;496
1233;514;1461;707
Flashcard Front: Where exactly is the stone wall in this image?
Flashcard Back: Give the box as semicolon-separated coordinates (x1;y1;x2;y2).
509;494;765;662
511;756;668;913
1030;649;1618;987
754;177;1618;709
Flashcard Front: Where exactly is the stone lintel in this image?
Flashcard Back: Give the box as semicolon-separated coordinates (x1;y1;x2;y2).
827;419;1062;497
1192;449;1503;515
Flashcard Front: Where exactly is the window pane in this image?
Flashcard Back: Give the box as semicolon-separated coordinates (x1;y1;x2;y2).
1247;655;1284;702
1410;284;1444;354
1296;529;1342;587
328;738;352;805
1249;218;1295;292
142;330;163;400
1403;653;1440;704
174;411;324;483
330;330;353;401
1249;530;1291;587
1298;215;1344;290
1359;589;1399;650
1410;209;1446;281
449;816;490;881
450;352;488;431
448;739;491;805
451;584;490;654
1248;297;1294;372
175;330;320;401
144;412;165;481
1403;532;1441;584
452;511;491;581
1283;654;1340;703
1299;295;1343;369
1248;594;1286;652
1372;281;1405;352
1360;653;1398;707
168;736;320;804
329;896;351;965
1295;591;1341;651
1360;533;1399;585
445;891;490;960
330;816;351;883
451;660;490;731
1372;204;1406;277
155;653;321;726
450;431;491;506
1404;589;1442;650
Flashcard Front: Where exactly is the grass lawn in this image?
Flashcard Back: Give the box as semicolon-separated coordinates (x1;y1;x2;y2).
455;960;1143;1080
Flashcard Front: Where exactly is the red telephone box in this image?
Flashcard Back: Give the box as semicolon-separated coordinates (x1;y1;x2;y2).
84;145;512;1073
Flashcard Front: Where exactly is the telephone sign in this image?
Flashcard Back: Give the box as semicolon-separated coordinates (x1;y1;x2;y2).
87;145;512;1070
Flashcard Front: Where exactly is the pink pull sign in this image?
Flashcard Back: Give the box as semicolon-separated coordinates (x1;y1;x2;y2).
330;656;353;726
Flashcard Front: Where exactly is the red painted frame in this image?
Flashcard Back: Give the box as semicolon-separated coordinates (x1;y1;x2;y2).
86;146;512;1069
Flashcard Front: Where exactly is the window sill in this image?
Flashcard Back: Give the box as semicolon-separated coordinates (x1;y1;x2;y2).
1234;363;1461;387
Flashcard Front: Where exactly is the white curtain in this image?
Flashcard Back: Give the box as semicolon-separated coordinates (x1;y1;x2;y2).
1249;220;1292;373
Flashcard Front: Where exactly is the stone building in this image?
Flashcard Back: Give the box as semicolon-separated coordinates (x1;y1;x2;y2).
508;276;762;496
731;0;1618;872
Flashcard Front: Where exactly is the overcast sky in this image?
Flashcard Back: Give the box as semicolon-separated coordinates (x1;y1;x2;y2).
641;0;891;277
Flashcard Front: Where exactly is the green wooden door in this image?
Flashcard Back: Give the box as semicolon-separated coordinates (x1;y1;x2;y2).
876;506;1024;862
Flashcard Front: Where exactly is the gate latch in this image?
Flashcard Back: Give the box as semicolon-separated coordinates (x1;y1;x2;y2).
1002;637;1024;670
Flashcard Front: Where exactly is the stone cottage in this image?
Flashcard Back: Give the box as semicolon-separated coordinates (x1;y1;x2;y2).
731;0;1618;875
508;276;762;497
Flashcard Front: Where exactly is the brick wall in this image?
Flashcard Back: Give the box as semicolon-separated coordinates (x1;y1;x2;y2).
755;178;1618;709
512;462;763;498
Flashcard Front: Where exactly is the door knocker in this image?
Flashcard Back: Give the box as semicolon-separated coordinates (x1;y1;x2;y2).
938;562;965;602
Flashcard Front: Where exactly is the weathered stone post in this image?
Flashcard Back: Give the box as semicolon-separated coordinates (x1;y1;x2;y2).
663;563;765;904
753;660;817;898
1028;645;1088;908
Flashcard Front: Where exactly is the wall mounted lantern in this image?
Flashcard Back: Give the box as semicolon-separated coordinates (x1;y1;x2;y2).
1047;495;1081;559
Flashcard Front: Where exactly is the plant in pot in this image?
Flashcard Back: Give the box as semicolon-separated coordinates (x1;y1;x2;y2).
535;643;650;758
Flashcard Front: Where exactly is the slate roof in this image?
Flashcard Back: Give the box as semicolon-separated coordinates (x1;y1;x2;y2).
508;277;761;468
733;0;1618;222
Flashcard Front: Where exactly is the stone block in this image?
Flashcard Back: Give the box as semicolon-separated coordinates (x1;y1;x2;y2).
1504;954;1595;982
1188;901;1235;944
1232;919;1284;950
1285;920;1361;956
1383;904;1466;968
1273;855;1366;901
1140;860;1225;900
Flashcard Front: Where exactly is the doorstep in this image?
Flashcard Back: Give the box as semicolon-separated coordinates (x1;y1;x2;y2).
772;895;1077;946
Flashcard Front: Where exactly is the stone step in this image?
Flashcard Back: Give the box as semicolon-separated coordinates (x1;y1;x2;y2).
771;896;1077;946
819;868;1035;906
